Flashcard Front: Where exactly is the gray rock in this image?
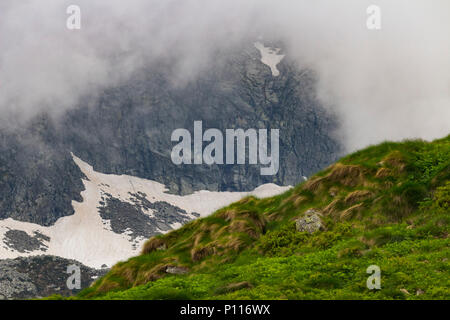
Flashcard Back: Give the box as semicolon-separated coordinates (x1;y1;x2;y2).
0;255;108;300
97;192;196;248
2;230;49;253
295;209;324;234
226;281;253;292
165;266;189;275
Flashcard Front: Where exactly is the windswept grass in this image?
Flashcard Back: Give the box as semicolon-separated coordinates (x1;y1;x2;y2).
49;135;449;300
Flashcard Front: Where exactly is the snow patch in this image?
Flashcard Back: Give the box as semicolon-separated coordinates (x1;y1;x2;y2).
0;154;290;268
254;42;285;76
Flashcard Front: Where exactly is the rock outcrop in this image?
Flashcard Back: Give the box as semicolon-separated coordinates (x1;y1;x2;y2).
0;256;107;300
295;209;324;233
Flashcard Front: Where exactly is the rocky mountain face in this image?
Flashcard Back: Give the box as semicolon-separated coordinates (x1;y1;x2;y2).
0;42;341;227
0;128;85;226
0;41;342;298
0;255;107;300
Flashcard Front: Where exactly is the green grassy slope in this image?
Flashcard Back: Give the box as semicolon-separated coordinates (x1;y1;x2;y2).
61;135;450;300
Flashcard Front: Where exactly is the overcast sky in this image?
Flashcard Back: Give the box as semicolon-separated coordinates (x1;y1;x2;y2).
0;0;449;151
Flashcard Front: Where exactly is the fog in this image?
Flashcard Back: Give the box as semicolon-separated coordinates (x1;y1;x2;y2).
1;0;449;151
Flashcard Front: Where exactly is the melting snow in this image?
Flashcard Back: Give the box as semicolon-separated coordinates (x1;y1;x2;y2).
254;41;285;76
0;154;290;268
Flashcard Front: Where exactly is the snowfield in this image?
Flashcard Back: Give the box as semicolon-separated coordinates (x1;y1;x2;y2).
0;154;290;268
254;41;285;76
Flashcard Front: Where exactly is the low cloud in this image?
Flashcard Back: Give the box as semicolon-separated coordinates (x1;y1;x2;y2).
1;0;449;150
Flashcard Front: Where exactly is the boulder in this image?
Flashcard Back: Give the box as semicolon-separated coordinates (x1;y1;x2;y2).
226;281;253;292
295;209;324;234
165;266;189;275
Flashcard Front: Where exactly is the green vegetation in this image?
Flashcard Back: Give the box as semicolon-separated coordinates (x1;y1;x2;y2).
53;135;450;300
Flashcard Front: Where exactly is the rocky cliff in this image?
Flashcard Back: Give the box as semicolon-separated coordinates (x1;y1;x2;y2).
0;42;341;227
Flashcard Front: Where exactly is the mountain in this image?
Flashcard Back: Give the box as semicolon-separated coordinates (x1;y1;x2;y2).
0;41;341;227
68;135;449;300
0;41;341;298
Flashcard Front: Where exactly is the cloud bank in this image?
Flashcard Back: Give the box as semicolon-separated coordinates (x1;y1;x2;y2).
0;0;449;150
